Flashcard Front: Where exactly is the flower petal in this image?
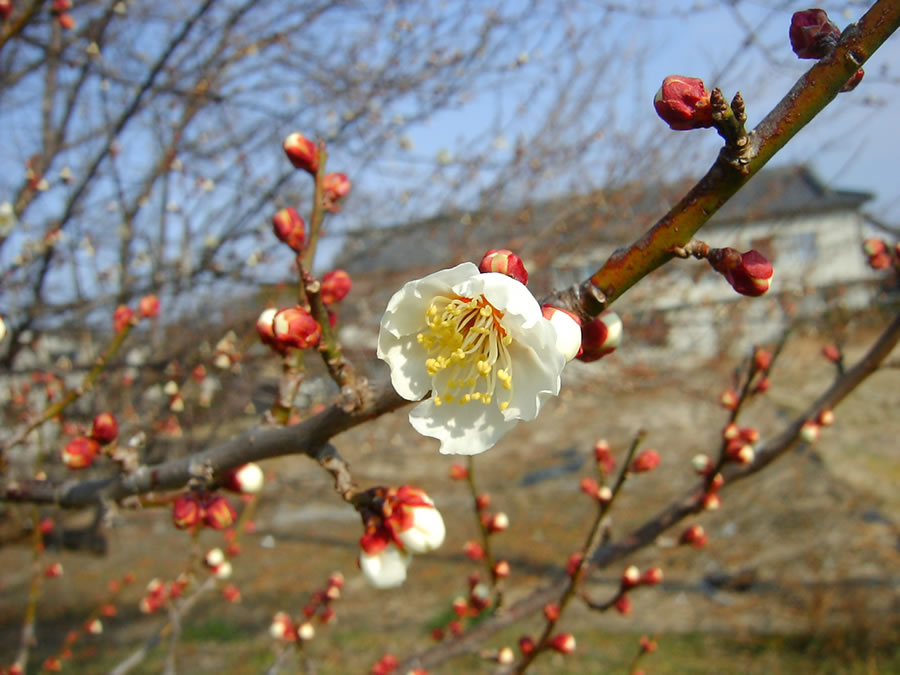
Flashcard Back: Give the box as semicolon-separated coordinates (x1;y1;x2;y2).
359;544;413;589
501;330;563;422
478;273;543;327
408;397;518;455
377;332;431;401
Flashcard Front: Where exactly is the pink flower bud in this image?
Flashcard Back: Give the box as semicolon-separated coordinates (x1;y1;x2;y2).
57;13;75;30
518;636;535;655
818;409;834;427
614;594;632;615
90;412;118;445
621;565;641;589
580;476;600;498
204;495;236;530
222;463;264;494
577;311;623;362
630;449;660;473
493;560;510;579
789;9;840;59
708;248;774;297
272;207;306;253
641;567;663;586
222;583;241;603
680;524;707;548
45;562;63;578
449;463;468;480
321;269;352;305
39;518;55;534
273;306;321;350
753;376;771;394
172;492;204;529
464;540;485;561
61;436;100;469
475;493;491;511
113;305;134;333
328;571;344;589
543;603;561;621
821;344;841;363
542;305;583;361
138;294;160;319
653;75;714;131
800;421;821;443
567;552;585;577
478;249;528;285
283;132;319;174
323;172;351;202
549;633;576;654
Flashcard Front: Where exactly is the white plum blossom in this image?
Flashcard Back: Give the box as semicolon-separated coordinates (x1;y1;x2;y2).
377;263;565;455
359;542;413;589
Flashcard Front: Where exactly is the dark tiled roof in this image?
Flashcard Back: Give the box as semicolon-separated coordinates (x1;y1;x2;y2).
337;165;872;276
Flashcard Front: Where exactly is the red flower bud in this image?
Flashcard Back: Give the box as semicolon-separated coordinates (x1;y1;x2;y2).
272;207;306;253
478;249;529;285
487;512;509;533
549;633;576;654
172;492;204;529
320;269;352;305
543;603;561;621
113;305;134;333
204;495;237;530
821;344;841;363
57;13;75;30
614;593;632;615
640;635;658;653
493;559;510;579
566;552;584;577
708;248;774;297
789;9;840;60
680;524;707;548
577;311;622;362
61;436;100;469
475;493;491;511
868;250;892;270
593;439;616;473
753;347;772;372
703;492;722;510
641;567;663;586
138;294;160;319
1;0;13;22
45;562;63;578
90;412;118;445
621;565;641;589
580;476;600;498
653;75;714;131
753;376;771;394
518;636;535;655
272;306;321;350
283;132;319;174
818;409;834;427
464;540;485;561
323;172;351;202
222;463;264;494
449;463;468;480
630;449;660;473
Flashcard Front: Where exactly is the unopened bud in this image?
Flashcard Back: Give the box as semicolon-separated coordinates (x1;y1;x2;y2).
518;636;535;655
204;548;225;568
488;512;509;533
708;248;774;297
172;492;204;529
273;306;321;350
720;389;739;410
580;476;600;498
449;463;468;480
493;560;510;579
653;75;714;130
680;524;707;548
272;207;306;253
222;583;241;603
204;495;236;530
593;439;616;473
753;376;771;394
800;420;821;443
789;9;840;60
478;249;528;285
630;449;660;473
818;409;834;427
86;618;103;635
138;294;160;319
597;485;612;502
320;269;352;305
702;492;722;510
497;646;515;665
323;172;351;202
753;347;772;372
45;562;64;578
692;453;712;474
113;305;134;333
255;307;280;351
821;344;841;363
577;311;623;362
567;552;585;577
641;567;663;586
621;565;641;589
464;540;485;561
61;436;100;469
297;621;315;641
543;603;561;621
213;561;233;580
614;594;632;615
222;462;264;494
475;493;491;511
282;132;319;174
549;633;576;654
91;412;118;445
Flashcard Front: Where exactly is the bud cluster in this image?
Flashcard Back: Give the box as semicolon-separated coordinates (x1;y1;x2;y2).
171;491;236;531
268;571;344;643
139;575;190;614
112;294;162;333
358;485;446;589
432;573;496;642
60;412;121;469
611;564;664;615
863;238;898;270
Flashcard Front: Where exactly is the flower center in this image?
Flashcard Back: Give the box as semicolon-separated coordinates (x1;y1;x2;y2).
417;294;514;411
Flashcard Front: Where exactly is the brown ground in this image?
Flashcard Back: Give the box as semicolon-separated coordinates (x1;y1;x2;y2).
1;324;898;673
